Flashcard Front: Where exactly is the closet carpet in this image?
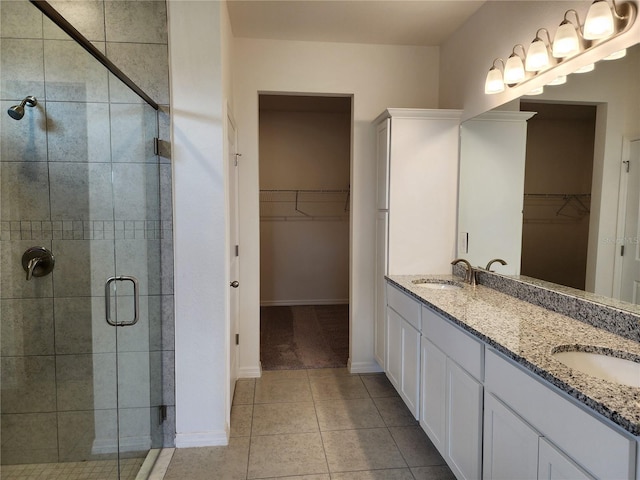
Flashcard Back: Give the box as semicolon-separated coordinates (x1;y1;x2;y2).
260;304;349;370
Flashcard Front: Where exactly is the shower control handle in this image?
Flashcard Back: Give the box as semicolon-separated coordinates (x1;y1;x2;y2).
22;246;54;281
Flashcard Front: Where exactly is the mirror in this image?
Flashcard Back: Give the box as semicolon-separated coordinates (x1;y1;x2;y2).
458;42;640;307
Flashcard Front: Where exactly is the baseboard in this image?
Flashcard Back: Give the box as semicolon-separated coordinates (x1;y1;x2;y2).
174;430;228;448
238;364;262;378
348;359;384;374
260;299;349;307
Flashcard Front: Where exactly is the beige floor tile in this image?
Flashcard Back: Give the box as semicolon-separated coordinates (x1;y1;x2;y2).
360;374;399;398
372;396;419;427
330;468;415;479
254;377;313;404
315;398;385;431
309;375;369;401
233;379;256;405
248;432;328;479
252;402;318;435
306;367;351;377
230;404;253;437
260;476;330;480
389;426;446;467
162;437;250;480
411;465;457;480
261;369;309;380
321;428;407;472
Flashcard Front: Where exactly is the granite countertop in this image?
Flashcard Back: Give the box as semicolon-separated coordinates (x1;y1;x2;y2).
387;274;640;437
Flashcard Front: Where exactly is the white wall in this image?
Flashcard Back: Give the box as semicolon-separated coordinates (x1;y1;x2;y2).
233;38;439;375
168;0;233;447
440;0;640;120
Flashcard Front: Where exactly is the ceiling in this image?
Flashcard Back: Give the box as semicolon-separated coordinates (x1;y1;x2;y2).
227;0;487;47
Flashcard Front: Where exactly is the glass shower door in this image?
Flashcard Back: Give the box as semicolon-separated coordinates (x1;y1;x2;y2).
0;2;165;478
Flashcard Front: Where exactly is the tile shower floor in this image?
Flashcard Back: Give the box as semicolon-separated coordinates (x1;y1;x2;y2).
1;457;144;480
163;369;456;480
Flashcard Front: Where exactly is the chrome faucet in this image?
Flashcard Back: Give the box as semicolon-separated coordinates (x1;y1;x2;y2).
451;258;476;286
485;258;507;272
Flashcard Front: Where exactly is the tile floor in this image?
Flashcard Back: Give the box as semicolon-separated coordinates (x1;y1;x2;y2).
0;457;144;480
163;368;456;480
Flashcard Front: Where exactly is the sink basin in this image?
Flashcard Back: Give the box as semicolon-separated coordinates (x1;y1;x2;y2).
552;347;640;387
411;279;463;291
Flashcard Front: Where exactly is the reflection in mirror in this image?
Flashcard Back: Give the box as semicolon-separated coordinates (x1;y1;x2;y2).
458;42;639;308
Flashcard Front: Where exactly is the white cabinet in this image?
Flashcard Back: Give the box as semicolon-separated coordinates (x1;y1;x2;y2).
374;109;462;276
374;210;388;367
538;438;595;480
485;348;635;480
483;393;539;480
420;337;446;452
386;284;421;418
374;109;461;371
421;306;483;480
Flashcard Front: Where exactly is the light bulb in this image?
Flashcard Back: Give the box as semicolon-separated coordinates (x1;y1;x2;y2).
553;21;580;58
584;0;615;39
485;67;505;94
526;38;550;71
504;54;525;84
526;86;544;95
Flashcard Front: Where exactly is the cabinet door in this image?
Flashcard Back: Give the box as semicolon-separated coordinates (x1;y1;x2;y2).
400;318;420;419
484;393;539;480
538;438;595;480
376;118;390;210
447;359;483;480
420;337;447;455
374;212;388;367
386;307;402;390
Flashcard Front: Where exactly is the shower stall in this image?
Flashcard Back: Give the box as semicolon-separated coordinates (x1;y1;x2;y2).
1;1;174;478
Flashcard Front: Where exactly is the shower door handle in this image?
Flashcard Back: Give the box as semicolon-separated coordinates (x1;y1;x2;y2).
105;276;140;327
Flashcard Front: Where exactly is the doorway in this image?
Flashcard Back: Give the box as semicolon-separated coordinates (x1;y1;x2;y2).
258;94;352;370
520;102;597;290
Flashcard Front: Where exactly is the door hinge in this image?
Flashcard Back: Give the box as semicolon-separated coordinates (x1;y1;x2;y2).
235;245;239;256
624;160;630;173
158;404;167;423
153;137;160;156
234;153;242;166
621;245;625;256
235;333;239;345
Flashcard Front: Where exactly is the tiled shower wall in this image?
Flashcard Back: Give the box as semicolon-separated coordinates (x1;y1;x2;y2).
0;0;174;464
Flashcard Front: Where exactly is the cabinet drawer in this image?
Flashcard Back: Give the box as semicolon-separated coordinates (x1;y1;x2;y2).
387;283;421;330
422;306;483;381
485;348;635;480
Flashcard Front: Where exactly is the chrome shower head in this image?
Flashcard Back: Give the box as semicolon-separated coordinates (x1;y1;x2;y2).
7;96;38;120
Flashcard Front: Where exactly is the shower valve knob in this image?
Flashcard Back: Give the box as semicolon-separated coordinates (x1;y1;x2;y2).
22;246;54;281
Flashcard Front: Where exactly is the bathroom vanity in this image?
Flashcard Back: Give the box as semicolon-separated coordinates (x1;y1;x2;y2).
384;274;640;480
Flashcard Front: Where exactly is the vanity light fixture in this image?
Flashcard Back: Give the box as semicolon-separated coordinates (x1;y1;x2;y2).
574;63;596;73
553;10;583;58
483;1;636;95
525;29;553;71
484;58;506;94
584;0;616;39
504;45;527;84
547;75;568;86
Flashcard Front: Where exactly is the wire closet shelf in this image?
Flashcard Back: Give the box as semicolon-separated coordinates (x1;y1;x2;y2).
260;189;350;221
523;193;591;224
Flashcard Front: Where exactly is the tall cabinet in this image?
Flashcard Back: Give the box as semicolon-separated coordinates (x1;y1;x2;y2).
374;108;462;368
